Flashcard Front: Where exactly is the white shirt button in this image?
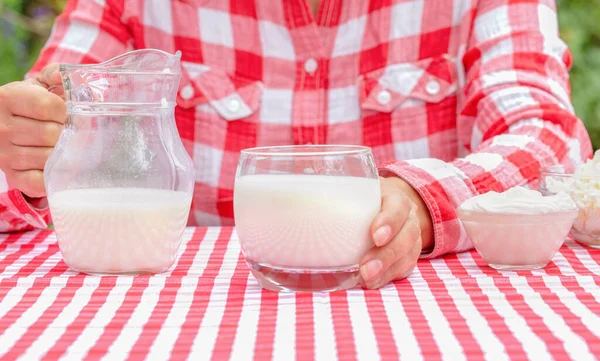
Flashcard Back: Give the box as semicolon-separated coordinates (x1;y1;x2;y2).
180;85;194;100
227;99;241;113
376;90;392;105
425;79;441;95
304;58;318;73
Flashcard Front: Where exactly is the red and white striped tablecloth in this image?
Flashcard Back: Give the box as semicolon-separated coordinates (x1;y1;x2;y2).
0;227;599;361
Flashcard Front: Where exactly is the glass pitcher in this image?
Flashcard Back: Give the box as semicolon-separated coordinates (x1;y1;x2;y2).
44;49;195;275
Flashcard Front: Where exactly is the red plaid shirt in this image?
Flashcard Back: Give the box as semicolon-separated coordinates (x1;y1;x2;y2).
0;0;592;258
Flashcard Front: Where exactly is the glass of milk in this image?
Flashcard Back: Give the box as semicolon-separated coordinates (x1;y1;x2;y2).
44;49;194;275
234;145;381;292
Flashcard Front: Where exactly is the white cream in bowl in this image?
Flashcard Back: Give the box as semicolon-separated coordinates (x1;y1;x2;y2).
544;151;600;248
458;187;577;270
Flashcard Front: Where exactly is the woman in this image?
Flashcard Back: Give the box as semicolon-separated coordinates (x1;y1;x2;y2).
0;0;591;288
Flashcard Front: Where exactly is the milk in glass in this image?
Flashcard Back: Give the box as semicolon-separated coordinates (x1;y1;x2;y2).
235;174;381;290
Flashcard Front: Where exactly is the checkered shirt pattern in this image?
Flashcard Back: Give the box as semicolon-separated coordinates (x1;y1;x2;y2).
0;0;592;258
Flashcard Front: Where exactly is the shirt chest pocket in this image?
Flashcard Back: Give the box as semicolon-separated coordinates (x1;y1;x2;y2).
358;55;459;161
177;62;263;121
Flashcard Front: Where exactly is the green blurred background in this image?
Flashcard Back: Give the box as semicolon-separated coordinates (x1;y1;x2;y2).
1;0;599;148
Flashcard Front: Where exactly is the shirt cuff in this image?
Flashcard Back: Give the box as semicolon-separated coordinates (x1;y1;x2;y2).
3;189;50;229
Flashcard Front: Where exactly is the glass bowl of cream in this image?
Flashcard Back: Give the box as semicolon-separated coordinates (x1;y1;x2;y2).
540;153;600;248
458;187;578;270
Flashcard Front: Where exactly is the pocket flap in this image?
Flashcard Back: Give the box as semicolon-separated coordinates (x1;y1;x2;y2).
177;61;263;121
359;55;458;113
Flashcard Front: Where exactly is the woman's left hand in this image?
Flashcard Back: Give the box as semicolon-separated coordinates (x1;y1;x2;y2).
359;177;433;289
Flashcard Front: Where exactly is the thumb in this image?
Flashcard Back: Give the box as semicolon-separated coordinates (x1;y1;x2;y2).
371;188;412;247
36;64;62;89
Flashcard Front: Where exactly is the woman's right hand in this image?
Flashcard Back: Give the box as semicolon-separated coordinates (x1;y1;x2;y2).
0;64;66;198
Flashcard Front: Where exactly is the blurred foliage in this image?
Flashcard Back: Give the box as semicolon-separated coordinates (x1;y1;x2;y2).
1;0;600;148
0;0;64;82
556;0;600;149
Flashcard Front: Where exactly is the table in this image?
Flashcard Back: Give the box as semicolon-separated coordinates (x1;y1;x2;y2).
0;227;599;361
